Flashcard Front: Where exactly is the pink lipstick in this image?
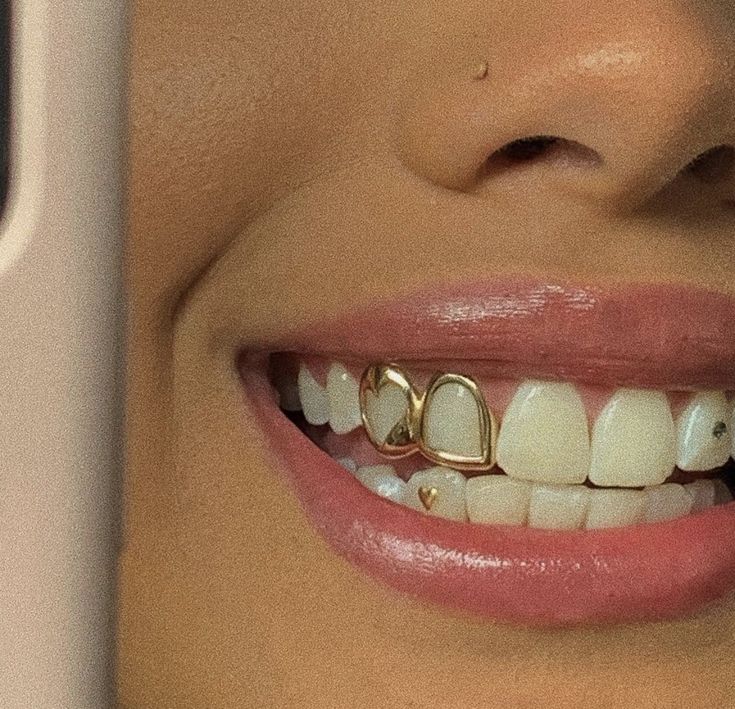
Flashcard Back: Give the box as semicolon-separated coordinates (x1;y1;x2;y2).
239;278;735;625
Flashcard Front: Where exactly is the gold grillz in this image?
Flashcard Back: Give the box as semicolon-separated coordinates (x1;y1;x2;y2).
359;363;497;471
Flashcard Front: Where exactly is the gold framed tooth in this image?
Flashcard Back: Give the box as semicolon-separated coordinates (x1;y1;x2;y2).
359;363;422;457
418;372;496;471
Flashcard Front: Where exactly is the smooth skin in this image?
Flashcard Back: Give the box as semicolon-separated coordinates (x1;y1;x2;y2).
120;1;735;706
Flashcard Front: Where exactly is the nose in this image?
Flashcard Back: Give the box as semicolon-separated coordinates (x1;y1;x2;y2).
397;3;735;212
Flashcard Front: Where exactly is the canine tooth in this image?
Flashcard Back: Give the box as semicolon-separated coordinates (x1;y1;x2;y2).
337;457;357;472
354;465;406;502
676;392;730;471
497;380;590;485
465;476;531;525
713;479;734;505
588;389;675;488
298;364;329;425
528;484;590;530
420;375;491;467
585;488;646;529
404;467;467;521
685;479;716;512
327;363;362;434
644;483;693;523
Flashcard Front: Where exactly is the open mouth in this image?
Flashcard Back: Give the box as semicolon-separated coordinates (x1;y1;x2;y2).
239;279;735;626
271;355;734;529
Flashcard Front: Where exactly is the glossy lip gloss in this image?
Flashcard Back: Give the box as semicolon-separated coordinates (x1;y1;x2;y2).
240;278;735;625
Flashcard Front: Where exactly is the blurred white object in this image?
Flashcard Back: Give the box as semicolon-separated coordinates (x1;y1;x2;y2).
0;1;126;707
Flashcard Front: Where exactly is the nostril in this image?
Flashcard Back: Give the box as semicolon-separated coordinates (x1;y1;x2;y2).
683;145;735;184
484;135;603;177
494;136;559;163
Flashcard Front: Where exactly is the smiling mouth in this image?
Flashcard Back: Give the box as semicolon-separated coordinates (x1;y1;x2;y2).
238;278;735;626
271;356;734;530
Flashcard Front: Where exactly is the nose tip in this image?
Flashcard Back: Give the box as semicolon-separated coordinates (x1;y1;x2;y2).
397;5;735;211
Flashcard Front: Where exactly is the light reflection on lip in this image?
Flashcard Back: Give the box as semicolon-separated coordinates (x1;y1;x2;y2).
261;278;735;388
238;277;735;626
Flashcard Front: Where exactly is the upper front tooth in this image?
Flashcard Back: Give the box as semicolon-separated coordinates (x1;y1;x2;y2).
588;389;676;488
497;380;590;485
676;391;731;471
420;375;488;465
298;364;329;425
361;365;417;449
404;467;467;521
327;363;362;434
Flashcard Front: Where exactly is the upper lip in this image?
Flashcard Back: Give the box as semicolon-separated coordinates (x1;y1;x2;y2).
266;278;735;389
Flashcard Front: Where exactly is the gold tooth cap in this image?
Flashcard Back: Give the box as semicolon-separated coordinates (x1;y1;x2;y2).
418;372;496;471
359;363;421;457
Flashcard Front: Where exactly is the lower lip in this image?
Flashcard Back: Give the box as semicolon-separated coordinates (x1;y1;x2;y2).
243;368;735;627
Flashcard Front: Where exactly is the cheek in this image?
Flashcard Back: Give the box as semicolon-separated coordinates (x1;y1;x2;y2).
130;1;394;321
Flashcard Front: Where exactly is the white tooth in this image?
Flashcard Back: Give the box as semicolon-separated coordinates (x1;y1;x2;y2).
497;380;590;485
404;467;467;521
676;391;731;471
685;479;716;512
421;381;484;459
584;488;646;529
713;479;734;505
528;484;591;530
297;364;329;425
364;383;411;446
588;389;676;488
337;457;357;472
465;476;531;525
326;362;362;434
354;465;406;502
644;483;693;523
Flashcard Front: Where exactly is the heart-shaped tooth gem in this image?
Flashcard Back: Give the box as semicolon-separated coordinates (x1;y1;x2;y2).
419;372;496;471
359;363;421;457
418;486;439;511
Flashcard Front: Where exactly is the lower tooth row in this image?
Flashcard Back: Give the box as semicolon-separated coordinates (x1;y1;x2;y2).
350;463;731;529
